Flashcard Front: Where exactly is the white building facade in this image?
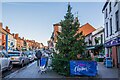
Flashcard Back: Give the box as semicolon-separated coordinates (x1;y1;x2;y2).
8;34;16;51
92;27;104;46
85;34;92;46
102;0;120;67
92;27;105;55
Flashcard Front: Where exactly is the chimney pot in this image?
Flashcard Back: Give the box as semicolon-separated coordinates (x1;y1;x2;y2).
8;29;10;33
0;23;2;28
15;34;19;39
6;26;8;29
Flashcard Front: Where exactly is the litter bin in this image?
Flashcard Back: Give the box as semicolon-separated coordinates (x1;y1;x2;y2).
105;57;113;68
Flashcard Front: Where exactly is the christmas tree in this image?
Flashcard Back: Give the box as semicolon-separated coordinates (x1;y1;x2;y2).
52;3;86;76
56;3;86;60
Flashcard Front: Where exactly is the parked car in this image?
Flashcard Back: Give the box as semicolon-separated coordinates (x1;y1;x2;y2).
8;51;30;67
0;51;13;71
24;51;34;62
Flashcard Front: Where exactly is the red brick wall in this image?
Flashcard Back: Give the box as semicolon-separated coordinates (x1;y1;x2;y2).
112;46;118;67
2;34;6;49
0;23;2;29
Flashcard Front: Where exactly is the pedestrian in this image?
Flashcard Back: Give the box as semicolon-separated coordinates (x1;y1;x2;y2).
35;50;42;66
76;54;81;59
2;46;6;53
89;50;94;60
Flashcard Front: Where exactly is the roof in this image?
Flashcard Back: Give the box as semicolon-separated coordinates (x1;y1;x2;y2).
102;0;109;12
2;28;13;36
53;23;60;26
1;28;7;35
92;27;104;37
78;23;96;36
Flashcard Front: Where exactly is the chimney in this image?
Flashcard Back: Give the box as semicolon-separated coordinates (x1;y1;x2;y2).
15;34;19;39
6;26;8;30
0;22;2;27
6;26;10;32
22;37;24;40
0;22;2;30
8;29;10;33
12;33;15;37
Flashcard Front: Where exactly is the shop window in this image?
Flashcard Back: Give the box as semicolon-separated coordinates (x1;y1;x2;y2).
109;48;112;57
107;48;112;57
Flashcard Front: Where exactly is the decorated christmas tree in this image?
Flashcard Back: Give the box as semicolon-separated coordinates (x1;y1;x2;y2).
52;3;86;76
56;3;86;60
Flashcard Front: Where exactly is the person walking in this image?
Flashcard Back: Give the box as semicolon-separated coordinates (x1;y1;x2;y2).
35;50;42;66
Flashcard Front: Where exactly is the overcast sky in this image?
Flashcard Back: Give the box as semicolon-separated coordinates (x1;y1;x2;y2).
1;2;104;46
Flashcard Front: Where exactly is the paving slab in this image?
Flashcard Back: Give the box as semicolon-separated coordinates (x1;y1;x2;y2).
4;61;63;78
97;62;119;78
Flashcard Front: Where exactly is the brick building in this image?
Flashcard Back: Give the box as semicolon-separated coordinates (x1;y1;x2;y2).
14;34;23;51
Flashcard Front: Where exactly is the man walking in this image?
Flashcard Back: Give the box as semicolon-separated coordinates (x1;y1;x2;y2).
35;50;42;66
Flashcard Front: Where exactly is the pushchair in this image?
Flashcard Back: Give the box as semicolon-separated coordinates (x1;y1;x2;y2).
38;57;48;74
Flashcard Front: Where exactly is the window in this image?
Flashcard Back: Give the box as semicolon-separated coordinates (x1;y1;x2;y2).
107;48;109;57
106;22;108;37
109;2;112;13
105;9;108;18
114;0;118;6
115;10;119;31
101;34;103;44
110;18;112;35
108;47;112;57
58;26;62;32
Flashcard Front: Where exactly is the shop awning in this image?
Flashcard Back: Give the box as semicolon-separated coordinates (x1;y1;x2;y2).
86;44;104;50
86;46;95;50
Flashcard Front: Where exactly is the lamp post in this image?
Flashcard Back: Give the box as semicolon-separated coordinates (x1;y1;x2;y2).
6;34;8;52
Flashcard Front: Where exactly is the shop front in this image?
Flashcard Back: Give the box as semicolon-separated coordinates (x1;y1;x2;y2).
86;45;104;55
105;37;120;67
86;45;105;62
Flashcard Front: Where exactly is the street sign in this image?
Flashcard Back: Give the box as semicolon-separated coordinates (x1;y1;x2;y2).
70;60;97;76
